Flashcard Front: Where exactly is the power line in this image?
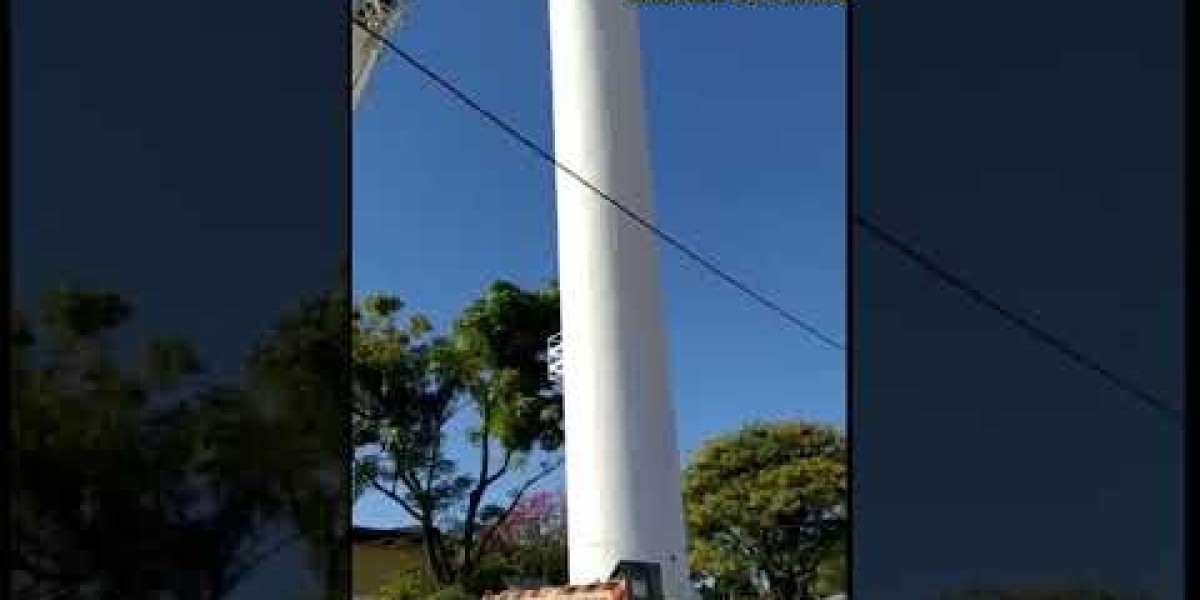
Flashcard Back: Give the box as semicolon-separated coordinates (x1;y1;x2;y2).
356;20;1181;426
353;19;845;351
854;214;1182;424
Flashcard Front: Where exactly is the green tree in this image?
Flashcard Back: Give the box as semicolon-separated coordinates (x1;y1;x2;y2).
11;285;353;600
683;421;847;600
374;565;438;600
486;490;569;587
10;289;318;599
691;563;761;600
689;538;760;600
352;280;563;592
238;283;353;600
811;539;845;598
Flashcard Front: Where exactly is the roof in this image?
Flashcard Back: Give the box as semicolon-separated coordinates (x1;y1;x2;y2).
351;525;425;547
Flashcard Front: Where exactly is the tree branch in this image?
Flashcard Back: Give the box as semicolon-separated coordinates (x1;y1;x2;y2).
484;449;514;487
462;384;506;577
425;409;441;492
399;465;426;498
223;531;305;595
388;449;428;505
370;479;421;521
477;458;563;558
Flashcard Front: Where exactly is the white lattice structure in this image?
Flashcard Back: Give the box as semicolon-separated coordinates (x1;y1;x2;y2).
351;0;406;110
547;332;564;386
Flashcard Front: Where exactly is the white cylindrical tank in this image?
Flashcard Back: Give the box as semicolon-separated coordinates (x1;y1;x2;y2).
546;2;691;599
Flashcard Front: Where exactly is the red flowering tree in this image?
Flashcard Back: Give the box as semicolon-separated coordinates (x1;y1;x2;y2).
484;489;568;586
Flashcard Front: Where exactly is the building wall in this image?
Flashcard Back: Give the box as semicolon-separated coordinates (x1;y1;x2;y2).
352;542;426;598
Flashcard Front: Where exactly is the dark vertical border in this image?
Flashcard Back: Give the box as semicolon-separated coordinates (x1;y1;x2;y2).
849;0;1186;597
9;1;351;598
1181;0;1192;591
843;1;857;600
343;6;358;600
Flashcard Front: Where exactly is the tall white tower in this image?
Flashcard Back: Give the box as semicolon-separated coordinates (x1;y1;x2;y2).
546;2;691;599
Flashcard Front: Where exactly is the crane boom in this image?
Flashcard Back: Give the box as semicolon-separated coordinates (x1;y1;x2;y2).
351;0;405;110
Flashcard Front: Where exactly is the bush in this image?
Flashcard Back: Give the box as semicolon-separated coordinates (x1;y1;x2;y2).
375;567;436;600
426;585;476;600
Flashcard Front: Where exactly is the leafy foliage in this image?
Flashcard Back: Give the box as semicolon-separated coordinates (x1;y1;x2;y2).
11;286;350;600
484;489;569;587
239;284;353;599
426;585;477;600
810;539;845;599
375;565;438;600
352;280;563;591
683;421;847;600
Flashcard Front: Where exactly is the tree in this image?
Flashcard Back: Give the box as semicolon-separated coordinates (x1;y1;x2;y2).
485;489;569;587
689;537;760;600
238;283;354;600
351;280;563;592
374;565;438;600
11;287;339;600
810;539;845;598
683;421;847;600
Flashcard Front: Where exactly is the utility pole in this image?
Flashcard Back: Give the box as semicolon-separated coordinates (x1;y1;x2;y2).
546;2;691;599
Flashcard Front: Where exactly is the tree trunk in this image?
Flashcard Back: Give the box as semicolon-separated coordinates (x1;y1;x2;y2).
420;517;450;585
767;572;799;600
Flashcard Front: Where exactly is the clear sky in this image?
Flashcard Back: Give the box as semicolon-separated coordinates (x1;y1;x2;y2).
352;1;845;528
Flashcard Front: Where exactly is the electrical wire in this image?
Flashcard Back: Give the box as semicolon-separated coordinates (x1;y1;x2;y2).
854;214;1181;424
355;18;1182;425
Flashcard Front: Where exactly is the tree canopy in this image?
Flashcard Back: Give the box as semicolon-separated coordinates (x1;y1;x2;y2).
351;280;563;593
487;489;569;588
683;421;847;600
11;286;350;599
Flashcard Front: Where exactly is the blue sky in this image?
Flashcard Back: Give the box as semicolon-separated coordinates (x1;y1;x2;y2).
352;1;845;528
